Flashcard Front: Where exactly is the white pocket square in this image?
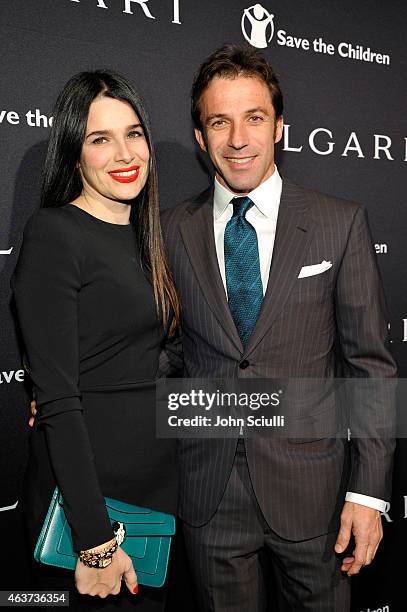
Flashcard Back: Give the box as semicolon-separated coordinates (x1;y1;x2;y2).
298;260;332;278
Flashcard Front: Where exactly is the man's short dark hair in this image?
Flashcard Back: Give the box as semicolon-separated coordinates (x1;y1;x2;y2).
191;43;284;130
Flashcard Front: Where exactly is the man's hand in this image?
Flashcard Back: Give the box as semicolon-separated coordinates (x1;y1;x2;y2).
334;501;382;576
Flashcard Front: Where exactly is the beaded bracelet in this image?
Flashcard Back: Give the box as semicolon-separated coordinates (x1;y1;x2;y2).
79;537;118;569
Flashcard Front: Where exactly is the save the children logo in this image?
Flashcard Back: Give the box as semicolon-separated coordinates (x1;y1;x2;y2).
241;3;391;65
241;4;275;49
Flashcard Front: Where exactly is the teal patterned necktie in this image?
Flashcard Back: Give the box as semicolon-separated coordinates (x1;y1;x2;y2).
224;196;263;347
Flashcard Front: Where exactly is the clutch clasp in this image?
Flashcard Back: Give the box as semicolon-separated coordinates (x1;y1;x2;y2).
112;521;126;546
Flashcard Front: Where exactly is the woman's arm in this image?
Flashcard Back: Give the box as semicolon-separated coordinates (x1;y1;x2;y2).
157;328;183;378
12;209;113;551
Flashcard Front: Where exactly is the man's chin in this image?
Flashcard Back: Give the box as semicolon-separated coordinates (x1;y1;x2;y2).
220;177;255;195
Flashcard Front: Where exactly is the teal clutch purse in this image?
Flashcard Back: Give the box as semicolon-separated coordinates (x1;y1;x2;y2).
34;488;175;588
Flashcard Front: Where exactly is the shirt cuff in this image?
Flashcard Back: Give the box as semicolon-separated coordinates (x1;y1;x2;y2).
345;492;388;512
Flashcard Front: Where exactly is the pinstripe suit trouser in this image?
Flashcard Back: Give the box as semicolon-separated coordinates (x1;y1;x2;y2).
182;441;350;612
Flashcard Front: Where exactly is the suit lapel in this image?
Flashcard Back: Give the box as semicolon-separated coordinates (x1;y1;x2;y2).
245;181;315;356
179;190;244;353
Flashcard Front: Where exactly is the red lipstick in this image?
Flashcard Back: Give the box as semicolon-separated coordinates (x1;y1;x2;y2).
108;165;140;183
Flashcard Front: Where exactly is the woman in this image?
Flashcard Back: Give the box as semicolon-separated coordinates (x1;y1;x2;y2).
12;70;181;610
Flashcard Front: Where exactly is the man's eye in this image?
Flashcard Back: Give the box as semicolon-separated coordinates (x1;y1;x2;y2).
250;115;263;122
211;120;226;128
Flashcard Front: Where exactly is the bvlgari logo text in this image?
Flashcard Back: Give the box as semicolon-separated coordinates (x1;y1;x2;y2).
283;125;406;162
69;0;181;24
241;4;391;65
381;495;407;522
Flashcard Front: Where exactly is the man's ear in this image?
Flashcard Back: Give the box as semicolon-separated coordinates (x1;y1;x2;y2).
274;115;284;144
195;128;207;152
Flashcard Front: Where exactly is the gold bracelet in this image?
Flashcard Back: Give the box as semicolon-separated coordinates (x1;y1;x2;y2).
79;537;118;569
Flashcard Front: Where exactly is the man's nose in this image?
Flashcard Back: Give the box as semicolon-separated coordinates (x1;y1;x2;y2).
228;122;248;150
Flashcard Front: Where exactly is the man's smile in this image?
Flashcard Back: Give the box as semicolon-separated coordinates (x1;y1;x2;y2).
224;156;257;166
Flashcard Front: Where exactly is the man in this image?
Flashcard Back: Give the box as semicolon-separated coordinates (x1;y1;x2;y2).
163;44;396;610
162;44;396;610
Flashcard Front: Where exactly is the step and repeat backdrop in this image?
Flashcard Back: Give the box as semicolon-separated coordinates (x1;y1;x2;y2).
0;1;406;610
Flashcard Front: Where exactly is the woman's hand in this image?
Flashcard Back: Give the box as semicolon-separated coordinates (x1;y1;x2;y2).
29;400;37;427
29;402;138;598
29;403;138;598
75;547;138;598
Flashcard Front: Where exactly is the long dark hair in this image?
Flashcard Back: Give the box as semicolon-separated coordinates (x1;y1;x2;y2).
41;70;180;334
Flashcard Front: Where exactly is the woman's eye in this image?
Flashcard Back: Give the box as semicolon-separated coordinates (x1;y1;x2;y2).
92;136;107;144
128;130;143;139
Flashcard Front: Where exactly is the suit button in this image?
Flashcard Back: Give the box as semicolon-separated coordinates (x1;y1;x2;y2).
239;360;250;369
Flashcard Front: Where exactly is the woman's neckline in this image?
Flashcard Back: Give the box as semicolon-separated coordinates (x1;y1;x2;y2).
66;204;132;228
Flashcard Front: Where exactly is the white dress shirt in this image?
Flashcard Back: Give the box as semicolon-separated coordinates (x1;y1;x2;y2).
212;167;386;513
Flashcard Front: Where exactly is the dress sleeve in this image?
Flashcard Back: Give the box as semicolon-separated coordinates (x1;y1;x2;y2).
157;327;184;378
12;209;113;551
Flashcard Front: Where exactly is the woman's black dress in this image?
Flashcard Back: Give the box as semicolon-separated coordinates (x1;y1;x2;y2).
12;205;178;610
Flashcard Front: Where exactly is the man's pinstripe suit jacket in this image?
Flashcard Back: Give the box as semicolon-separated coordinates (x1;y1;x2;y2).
161;179;396;541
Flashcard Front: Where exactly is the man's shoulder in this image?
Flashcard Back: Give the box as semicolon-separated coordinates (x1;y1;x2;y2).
160;187;213;228
283;179;362;219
